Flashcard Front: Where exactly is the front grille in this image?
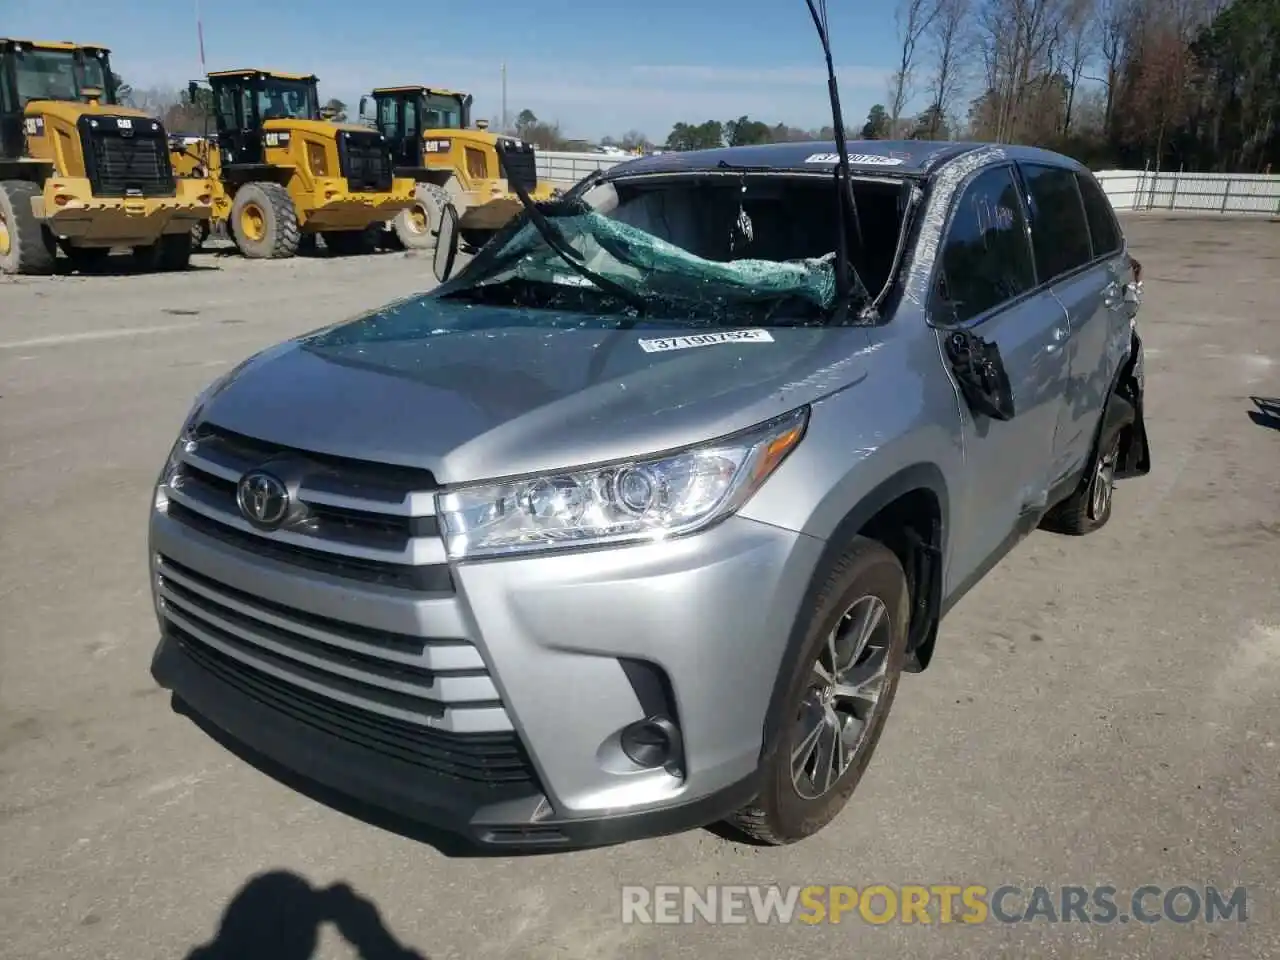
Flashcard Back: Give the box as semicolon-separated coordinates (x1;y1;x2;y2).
338;131;393;192
79;117;176;198
156;555;523;746
162;422;452;593
496;141;538;191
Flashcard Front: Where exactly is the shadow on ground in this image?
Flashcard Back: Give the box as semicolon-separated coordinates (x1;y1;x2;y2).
1248;396;1280;430
185;870;428;959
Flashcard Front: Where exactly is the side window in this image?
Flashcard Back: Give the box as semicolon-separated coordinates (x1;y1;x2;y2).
1020;163;1093;280
378;97;399;138
215;86;238;131
1075;172;1122;257
937;166;1037;323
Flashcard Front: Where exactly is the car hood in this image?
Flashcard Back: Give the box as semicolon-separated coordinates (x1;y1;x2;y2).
198;295;876;484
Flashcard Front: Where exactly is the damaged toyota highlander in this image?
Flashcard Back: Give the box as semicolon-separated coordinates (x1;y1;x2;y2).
148;5;1149;851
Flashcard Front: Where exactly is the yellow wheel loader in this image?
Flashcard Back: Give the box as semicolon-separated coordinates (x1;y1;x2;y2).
0;39;213;276
359;85;559;252
172;69;416;259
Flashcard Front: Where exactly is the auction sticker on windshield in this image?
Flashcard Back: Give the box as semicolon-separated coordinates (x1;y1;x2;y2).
638;330;775;353
804;153;904;166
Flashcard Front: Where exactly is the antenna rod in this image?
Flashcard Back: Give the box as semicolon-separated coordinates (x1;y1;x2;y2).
195;0;207;75
803;0;864;316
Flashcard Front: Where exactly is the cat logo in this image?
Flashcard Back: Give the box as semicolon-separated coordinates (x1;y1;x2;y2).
23;117;44;136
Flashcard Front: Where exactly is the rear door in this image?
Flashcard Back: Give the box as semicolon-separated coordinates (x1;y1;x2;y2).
1016;162;1123;488
931;163;1073;592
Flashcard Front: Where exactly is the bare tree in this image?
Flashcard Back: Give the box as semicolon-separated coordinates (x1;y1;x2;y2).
889;0;942;130
973;0;1071;142
1096;0;1136;133
923;0;974;138
1060;0;1100;133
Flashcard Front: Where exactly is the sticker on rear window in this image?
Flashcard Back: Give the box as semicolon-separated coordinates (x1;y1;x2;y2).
804;153;904;166
638;330;775;353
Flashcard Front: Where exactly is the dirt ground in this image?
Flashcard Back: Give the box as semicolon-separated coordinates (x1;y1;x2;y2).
1;216;1278;959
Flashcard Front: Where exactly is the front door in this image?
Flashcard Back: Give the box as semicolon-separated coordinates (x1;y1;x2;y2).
931;162;1073;594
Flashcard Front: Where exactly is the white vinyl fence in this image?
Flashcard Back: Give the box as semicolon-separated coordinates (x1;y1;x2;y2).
537;151;1280;218
537;150;628;185
1094;169;1280;216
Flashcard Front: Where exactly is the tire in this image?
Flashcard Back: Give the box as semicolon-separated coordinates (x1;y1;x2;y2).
63;244;111;272
727;536;910;845
132;233;193;272
392;183;450;251
1040;419;1123;536
0;180;56;275
321;225;379;256
229;181;299;259
191;220;210;251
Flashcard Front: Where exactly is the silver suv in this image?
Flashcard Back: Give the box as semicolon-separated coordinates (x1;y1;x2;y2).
148;139;1150;849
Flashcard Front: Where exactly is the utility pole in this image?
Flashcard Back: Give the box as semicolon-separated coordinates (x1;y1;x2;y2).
501;62;508;133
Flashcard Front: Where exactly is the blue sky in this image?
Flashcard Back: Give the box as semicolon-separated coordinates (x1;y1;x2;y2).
9;0;924;141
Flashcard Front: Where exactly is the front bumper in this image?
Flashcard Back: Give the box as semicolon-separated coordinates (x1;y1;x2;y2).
148;507;822;850
299;177;417;231
36;177;213;246
457;180;561;232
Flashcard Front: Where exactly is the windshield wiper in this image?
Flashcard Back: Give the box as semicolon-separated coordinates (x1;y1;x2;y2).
496;153;648;315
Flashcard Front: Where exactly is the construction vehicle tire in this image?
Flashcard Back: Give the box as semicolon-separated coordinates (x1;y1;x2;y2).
0;180;56;276
132;233;193;272
63;244;112;272
393;183;451;251
322;225;380;256
191;220;210;251
230;181;300;259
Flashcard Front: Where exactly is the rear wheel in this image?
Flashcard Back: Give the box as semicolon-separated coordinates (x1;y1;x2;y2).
230;182;299;259
727;536;910;845
392;183;451;251
321;225;380;256
1040;418;1124;535
62;243;112;272
132;233;193;272
190;220;211;251
0;180;55;276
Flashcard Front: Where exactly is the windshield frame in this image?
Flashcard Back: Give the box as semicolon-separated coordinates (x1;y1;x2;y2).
256;75;320;122
9;45;116;107
421;92;466;130
434;170;914;327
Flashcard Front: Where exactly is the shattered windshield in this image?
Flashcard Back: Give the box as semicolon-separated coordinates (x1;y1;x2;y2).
438;178;871;327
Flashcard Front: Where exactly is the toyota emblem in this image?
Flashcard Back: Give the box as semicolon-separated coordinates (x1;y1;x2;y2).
236;470;290;528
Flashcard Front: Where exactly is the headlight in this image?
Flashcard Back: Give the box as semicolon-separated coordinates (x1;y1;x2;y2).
437;407;808;559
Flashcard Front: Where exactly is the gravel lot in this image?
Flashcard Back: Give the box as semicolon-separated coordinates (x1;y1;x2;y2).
1;218;1278;960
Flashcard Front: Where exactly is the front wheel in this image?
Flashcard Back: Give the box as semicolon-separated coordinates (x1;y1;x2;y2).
727;536;910;845
392;183;451;251
229;182;299;259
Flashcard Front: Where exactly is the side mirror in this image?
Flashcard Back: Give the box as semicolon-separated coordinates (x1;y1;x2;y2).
188;80;199;101
359;96;375;123
433;203;460;283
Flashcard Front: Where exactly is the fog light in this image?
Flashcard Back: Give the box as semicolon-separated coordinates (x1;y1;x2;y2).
620;716;677;769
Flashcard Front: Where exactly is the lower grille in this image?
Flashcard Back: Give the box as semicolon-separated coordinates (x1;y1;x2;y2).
339;131;393;192
171;626;538;792
80;121;176;198
496;142;538;191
